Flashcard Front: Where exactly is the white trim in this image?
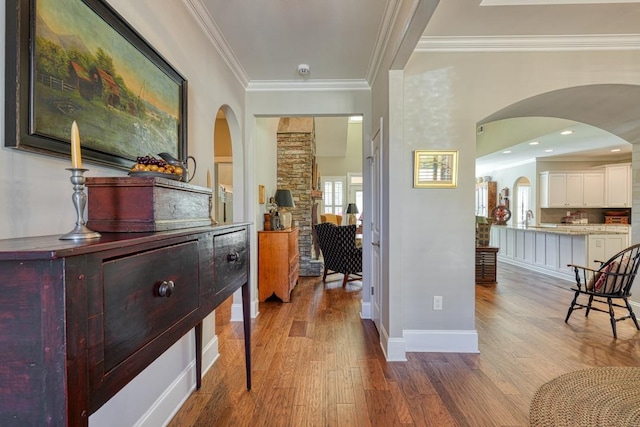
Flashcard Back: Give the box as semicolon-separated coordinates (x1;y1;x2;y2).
135;336;219;427
246;79;370;92
481;0;640;4
378;324;407;361
366;0;402;84
230;302;243;322
182;0;249;88
416;34;640;53
404;329;479;353
360;300;372;319
230;299;260;321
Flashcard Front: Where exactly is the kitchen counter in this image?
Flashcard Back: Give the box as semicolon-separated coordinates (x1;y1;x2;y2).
489;225;630;281
505;224;628;236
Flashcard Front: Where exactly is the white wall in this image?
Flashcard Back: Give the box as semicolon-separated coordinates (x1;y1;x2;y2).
316;122;363;176
0;0;246;425
254;117;279;231
483;162;538;226
398;47;640;353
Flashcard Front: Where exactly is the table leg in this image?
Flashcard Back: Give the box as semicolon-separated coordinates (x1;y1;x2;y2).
195;321;202;390
242;281;252;390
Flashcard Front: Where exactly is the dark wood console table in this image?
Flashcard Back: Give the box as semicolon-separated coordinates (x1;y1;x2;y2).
0;224;251;426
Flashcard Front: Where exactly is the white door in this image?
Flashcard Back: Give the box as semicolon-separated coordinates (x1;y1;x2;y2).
371;119;383;333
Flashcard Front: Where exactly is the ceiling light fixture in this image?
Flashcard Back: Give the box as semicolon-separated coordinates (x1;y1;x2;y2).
611;148;621;152
545;149;554;152
529;141;539;145
297;64;310;75
561;130;574;135
502;150;511;154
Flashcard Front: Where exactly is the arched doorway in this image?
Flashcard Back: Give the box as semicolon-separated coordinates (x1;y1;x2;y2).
214;109;233;224
513;177;532;227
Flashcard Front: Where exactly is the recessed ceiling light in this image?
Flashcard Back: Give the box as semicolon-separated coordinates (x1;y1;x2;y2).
502;150;511;154
545;149;554;152
611;148;621;152
529;141;539;145
349;116;363;123
561;130;574;135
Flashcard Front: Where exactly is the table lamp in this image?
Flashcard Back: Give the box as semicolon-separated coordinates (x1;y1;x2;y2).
346;203;359;225
274;189;295;229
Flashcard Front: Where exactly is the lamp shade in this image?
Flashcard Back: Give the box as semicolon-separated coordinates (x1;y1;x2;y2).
346;203;358;214
274;189;295;208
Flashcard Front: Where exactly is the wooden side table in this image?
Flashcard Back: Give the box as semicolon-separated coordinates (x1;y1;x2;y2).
476;246;499;285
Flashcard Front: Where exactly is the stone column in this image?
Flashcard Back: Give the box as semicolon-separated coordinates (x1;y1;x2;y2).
277;117;322;276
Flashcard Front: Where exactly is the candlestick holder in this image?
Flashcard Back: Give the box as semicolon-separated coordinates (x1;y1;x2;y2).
60;168;101;240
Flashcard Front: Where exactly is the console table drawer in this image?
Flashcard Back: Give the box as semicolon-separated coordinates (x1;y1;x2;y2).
212;229;248;297
103;241;199;372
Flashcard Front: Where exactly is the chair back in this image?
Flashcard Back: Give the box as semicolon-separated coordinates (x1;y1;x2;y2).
314;223;357;264
592;243;640;296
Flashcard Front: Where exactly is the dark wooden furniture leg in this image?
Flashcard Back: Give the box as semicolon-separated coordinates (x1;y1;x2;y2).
242;281;252;390
195;321;202;390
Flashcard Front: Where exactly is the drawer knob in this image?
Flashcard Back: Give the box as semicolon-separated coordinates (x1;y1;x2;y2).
228;251;239;262
157;280;175;297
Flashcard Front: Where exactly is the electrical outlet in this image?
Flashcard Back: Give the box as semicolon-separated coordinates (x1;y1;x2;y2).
433;295;443;311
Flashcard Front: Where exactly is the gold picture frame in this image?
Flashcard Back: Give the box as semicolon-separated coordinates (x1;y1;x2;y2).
413;150;458;188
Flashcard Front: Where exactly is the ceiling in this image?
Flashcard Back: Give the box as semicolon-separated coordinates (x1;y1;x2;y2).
187;0;640;167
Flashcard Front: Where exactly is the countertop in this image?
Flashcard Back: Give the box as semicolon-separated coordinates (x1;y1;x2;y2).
495;224;629;236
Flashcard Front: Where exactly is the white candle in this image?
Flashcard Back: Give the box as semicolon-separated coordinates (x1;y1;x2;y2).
206;169;212;188
71;121;82;169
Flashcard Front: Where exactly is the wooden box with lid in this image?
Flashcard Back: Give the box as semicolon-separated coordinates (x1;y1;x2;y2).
86;176;212;232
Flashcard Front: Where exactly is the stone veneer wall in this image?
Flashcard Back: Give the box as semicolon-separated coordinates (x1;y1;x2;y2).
277;117;323;276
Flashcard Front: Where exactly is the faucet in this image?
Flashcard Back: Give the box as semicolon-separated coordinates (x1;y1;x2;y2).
525;210;534;227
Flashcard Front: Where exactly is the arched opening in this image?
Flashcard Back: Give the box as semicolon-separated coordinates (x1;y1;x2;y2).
214;109;233;224
513;177;532;227
476;84;635;282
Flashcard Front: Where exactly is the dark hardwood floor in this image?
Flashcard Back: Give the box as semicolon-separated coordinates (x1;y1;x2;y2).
168;263;640;426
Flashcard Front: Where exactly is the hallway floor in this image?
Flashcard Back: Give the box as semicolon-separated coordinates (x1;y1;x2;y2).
168;263;640;426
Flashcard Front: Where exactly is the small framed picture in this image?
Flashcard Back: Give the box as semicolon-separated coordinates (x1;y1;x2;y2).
413;150;458;188
258;185;266;204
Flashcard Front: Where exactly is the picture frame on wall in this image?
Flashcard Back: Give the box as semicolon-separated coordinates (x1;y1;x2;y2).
5;0;188;170
413;150;458;188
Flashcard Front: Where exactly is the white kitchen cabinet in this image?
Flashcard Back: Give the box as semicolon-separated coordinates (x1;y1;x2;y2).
588;234;628;269
539;171;604;208
582;172;606;207
606;164;631;207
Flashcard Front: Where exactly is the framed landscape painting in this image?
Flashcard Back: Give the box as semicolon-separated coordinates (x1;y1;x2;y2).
5;0;188;170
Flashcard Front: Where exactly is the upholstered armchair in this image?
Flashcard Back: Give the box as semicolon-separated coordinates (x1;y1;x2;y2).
314;223;362;287
320;213;342;225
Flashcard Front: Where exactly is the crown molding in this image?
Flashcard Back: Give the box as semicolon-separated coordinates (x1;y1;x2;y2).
415;34;640;53
182;0;250;88
366;0;402;85
246;79;371;92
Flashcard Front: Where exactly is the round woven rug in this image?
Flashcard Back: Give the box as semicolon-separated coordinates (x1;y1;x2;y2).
530;367;640;426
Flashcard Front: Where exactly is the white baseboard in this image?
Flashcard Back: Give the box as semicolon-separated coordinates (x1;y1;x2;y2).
379;324;407;361
360;301;372;319
404;329;479;353
230;298;260;321
230;302;243;321
136;336;220;427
